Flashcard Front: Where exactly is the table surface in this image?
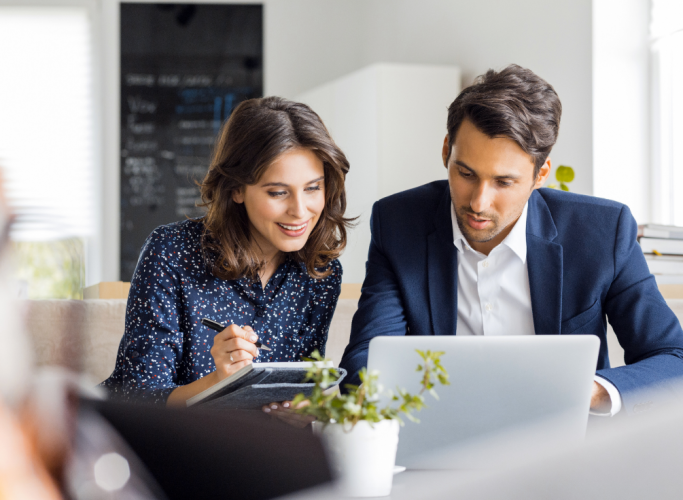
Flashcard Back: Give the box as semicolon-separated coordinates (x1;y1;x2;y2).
280;468;486;500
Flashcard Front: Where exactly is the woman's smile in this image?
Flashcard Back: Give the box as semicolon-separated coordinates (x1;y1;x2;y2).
276;220;309;237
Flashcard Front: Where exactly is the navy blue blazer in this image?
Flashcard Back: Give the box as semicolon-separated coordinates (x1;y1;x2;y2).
339;181;683;414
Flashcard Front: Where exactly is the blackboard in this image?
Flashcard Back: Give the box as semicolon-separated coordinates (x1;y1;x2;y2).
120;3;263;280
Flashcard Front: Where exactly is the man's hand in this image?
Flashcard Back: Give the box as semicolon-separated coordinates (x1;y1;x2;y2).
590;381;612;413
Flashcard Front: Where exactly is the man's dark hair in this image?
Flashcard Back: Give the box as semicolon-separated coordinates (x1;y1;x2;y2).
446;64;562;178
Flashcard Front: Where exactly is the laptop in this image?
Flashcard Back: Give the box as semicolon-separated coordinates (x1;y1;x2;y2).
367;335;600;469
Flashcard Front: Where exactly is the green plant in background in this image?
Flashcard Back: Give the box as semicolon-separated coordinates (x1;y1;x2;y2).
13;237;85;299
547;165;575;191
292;349;450;428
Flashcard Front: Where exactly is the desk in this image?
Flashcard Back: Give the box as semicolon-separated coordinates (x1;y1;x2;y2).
280;469;484;499
281;403;683;500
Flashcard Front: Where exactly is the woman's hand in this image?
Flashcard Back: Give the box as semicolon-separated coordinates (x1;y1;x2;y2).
262;400;316;428
168;324;260;406
211;324;260;381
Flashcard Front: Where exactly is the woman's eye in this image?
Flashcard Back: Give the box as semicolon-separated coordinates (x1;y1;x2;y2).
305;185;322;192
268;191;287;198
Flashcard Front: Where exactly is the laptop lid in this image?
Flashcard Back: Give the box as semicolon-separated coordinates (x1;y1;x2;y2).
367;335;600;469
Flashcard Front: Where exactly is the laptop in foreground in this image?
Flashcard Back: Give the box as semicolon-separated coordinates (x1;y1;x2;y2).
367;336;600;469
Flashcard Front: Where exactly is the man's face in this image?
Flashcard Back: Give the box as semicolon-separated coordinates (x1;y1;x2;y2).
443;119;550;255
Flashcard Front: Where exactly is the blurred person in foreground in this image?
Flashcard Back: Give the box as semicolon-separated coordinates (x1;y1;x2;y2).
340;64;683;417
103;97;353;412
0;169;61;499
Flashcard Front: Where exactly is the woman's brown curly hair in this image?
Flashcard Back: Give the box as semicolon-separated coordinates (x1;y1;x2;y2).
199;96;353;281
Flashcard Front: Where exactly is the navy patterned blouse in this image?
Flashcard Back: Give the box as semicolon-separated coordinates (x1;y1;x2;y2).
102;219;342;404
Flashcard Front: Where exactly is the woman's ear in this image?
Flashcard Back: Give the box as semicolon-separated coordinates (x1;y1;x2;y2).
232;187;245;204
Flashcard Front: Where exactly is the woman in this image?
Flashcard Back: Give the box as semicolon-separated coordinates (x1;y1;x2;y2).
103;97;352;406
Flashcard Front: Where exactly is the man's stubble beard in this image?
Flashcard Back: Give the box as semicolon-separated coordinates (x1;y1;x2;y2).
454;206;502;244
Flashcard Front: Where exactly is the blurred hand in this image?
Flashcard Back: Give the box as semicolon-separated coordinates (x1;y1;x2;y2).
590;381;611;413
210;324;260;381
262;400;316;429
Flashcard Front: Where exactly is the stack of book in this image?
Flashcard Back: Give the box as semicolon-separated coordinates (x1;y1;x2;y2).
638;224;683;284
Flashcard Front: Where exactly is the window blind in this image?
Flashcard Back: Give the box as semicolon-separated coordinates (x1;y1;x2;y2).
0;7;94;241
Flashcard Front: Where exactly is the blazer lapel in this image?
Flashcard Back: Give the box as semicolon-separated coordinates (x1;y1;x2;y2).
526;190;563;335
427;187;459;336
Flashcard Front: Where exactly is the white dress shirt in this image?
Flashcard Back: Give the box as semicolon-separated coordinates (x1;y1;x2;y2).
450;202;622;416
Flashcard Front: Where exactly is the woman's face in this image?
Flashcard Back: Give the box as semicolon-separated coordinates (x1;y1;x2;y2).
232;148;326;259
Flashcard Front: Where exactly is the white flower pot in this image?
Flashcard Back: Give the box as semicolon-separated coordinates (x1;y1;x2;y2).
313;419;400;497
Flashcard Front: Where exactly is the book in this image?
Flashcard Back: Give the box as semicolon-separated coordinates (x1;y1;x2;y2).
654;274;683;285
186;361;346;410
639;237;683;256
644;254;683;275
638;224;683;240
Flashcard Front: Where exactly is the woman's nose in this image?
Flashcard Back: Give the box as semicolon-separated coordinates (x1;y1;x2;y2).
287;193;308;219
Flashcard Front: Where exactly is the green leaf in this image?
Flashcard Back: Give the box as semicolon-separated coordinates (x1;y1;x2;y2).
555;165;575;183
560;182;570;192
293;348;451;429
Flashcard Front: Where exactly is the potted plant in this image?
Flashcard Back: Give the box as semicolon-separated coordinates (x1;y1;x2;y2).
291;350;449;497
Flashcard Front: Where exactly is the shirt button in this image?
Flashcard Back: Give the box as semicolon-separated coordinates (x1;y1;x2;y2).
482;260;489;268
485;303;493;312
256;309;265;317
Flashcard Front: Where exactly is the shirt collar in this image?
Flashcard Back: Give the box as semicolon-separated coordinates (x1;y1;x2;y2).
450;201;528;263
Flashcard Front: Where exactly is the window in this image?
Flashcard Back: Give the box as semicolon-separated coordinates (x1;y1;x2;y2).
0;7;94;298
651;0;683;225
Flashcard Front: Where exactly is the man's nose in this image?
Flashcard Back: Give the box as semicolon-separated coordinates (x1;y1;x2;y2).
470;183;493;214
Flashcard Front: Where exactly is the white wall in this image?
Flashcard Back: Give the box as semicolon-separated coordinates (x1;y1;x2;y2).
362;0;594;196
264;0;365;97
592;0;650;223
297;63;461;283
97;0;594;281
267;0;594;195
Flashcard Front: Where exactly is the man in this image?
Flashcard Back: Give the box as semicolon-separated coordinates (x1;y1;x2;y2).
339;64;683;415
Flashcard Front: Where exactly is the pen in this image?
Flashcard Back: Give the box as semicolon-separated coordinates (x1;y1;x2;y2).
200;318;272;351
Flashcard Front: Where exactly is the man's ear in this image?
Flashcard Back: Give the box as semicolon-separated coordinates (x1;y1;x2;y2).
232;187;245;204
442;135;450;169
534;157;552;189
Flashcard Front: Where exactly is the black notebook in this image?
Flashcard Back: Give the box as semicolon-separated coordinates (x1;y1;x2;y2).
186;362;346;410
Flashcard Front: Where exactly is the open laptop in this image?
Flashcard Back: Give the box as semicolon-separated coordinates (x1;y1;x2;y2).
367;336;600;469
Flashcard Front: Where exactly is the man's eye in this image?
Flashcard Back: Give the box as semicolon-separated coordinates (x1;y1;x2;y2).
459;170;472;178
268;191;287;198
498;181;513;187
